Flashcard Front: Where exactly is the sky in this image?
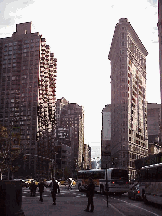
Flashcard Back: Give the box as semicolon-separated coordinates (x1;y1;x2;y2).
0;0;160;153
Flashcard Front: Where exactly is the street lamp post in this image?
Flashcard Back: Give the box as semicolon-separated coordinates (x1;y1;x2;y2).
62;168;65;180
54;152;58;178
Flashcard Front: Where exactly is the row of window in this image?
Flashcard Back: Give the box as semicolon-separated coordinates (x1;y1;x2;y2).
3;39;39;47
127;36;146;66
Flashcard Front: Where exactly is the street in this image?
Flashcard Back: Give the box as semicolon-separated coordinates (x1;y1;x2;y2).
21;185;162;216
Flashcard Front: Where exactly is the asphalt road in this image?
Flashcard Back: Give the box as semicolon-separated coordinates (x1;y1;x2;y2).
21;185;162;216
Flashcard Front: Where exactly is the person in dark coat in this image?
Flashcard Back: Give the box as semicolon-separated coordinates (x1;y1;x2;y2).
30;180;35;197
38;179;45;202
84;177;95;212
51;177;60;205
33;182;37;196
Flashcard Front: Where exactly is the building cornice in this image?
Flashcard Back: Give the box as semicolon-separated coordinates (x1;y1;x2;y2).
108;19;148;60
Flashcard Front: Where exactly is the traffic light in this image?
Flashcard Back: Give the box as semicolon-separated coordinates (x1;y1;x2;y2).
112;158;114;165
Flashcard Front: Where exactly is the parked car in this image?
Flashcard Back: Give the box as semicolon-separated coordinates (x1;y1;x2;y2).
25;179;39;187
128;183;145;200
60;180;66;185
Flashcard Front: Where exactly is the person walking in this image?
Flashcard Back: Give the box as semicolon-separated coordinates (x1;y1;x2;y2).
51;177;60;205
30;180;35;197
68;178;72;190
38;179;44;202
84;177;95;212
33;181;37;197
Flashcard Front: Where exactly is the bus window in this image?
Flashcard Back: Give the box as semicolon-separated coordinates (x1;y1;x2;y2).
91;171;105;179
140;168;147;181
147;167;157;182
98;171;105;179
157;166;162;181
111;169;128;180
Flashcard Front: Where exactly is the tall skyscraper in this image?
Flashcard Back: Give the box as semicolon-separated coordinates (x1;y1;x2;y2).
0;22;57;178
108;18;148;180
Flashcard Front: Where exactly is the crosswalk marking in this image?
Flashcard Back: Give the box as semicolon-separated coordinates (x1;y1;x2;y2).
22;188;81;198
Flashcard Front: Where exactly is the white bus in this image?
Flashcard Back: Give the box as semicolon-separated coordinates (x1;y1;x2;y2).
77;168;129;195
138;163;162;205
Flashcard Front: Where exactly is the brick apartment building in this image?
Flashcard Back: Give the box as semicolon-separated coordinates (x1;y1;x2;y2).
83;144;91;170
0;22;57;178
108;18;148;180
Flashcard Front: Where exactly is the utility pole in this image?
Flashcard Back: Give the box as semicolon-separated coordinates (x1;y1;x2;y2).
106;163;108;207
103;151;111;207
62;168;65;180
8;126;12;180
54;152;58;178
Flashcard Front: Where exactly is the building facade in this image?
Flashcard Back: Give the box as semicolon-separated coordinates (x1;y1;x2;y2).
53;144;72;179
101;104;111;169
0;22;57;178
108;18;148;180
56;97;69;127
56;99;84;173
83;144;91;170
147;103;161;155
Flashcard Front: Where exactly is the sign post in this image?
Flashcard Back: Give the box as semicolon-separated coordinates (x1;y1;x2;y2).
106;163;108;207
103;151;111;208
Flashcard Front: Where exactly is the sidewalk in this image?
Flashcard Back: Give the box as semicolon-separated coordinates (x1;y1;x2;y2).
22;195;121;216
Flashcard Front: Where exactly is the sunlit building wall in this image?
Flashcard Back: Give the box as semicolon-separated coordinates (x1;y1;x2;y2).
83;144;91;169
101;104;111;169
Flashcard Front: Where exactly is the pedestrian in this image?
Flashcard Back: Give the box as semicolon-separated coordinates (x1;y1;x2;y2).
68;178;72;190
51;177;60;205
33;182;37;197
84;177;95;212
30;180;35;197
38;179;44;202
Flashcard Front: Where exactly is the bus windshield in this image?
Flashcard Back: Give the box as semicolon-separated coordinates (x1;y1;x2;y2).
111;169;128;180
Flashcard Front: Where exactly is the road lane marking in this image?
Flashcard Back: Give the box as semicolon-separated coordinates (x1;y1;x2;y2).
109;197;160;216
103;199;126;216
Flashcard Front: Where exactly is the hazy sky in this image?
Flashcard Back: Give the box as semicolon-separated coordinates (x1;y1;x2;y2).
0;0;159;148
